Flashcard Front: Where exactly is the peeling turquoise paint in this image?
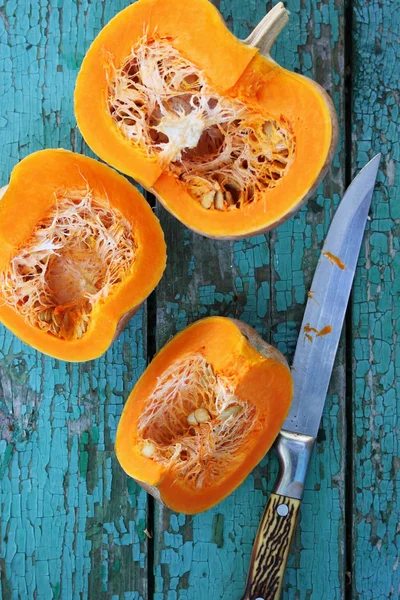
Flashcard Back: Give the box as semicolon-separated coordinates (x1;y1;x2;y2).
351;1;400;597
0;0;398;598
0;1;149;598
0;317;149;598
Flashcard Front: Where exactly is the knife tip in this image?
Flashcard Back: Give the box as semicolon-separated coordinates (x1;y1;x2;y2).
359;153;381;183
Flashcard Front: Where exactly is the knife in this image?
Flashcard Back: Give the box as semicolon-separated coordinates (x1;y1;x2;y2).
240;154;381;600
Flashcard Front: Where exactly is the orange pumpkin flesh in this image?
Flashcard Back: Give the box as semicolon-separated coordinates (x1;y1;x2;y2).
75;0;337;239
0;149;166;362
115;317;293;514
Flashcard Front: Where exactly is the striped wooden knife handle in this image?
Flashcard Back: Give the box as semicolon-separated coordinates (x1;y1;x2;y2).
240;493;301;600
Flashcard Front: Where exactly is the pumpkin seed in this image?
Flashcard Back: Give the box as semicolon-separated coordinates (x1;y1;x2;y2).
201;191;215;209
187;411;198;426
262;121;273;136
214;191;224;211
224;190;234;206
141;442;156;458
219;405;243;420
39;309;53;323
194;408;210;423
188;176;212;198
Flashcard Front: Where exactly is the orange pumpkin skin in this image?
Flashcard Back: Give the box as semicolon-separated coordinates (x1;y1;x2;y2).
75;0;338;239
0;149;166;362
115;317;293;514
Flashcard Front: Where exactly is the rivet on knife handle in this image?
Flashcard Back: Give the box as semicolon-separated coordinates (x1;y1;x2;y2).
240;493;300;600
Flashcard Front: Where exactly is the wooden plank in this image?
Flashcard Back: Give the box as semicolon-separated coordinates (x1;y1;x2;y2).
154;1;346;598
269;1;346;596
0;1;149;598
351;1;400;598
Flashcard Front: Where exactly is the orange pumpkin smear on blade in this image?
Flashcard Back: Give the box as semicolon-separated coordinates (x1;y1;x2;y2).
75;0;338;239
322;251;346;270
0;149;166;361
115;317;293;513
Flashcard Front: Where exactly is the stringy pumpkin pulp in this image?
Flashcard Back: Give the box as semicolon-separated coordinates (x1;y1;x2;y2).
0;188;136;341
107;36;296;211
137;353;258;490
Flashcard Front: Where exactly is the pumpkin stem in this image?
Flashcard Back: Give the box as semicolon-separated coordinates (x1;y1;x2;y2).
243;2;289;58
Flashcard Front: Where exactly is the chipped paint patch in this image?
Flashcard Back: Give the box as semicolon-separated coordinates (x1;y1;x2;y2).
351;0;400;594
0;4;149;589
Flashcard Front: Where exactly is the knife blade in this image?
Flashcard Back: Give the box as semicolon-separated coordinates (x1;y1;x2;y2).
286;153;381;438
241;154;381;600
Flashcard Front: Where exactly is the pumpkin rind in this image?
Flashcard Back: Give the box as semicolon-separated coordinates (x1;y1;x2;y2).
115;317;293;514
0;149;166;362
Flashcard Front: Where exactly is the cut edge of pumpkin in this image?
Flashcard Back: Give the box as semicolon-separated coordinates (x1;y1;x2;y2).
0;150;166;361
115;317;293;513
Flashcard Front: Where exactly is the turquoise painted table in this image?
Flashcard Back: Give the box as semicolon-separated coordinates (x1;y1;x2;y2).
0;1;399;598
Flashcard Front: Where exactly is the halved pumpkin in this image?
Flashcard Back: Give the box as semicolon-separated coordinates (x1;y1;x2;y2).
0;149;166;362
75;0;338;239
115;317;293;513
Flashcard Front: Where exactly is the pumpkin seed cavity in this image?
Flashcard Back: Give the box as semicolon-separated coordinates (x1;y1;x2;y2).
0;188;136;340
107;35;296;211
137;353;258;490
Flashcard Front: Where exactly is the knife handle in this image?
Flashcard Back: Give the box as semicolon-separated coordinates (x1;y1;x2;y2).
240;431;314;600
240;493;301;600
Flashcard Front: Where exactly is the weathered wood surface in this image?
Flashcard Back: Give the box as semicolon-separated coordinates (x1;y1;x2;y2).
0;0;398;599
351;1;400;598
0;1;149;598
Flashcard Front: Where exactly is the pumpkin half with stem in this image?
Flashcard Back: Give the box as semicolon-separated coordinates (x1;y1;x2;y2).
75;0;338;239
0;149;166;361
115;317;293;513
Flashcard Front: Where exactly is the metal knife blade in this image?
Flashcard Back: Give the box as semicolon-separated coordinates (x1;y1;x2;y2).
283;154;381;438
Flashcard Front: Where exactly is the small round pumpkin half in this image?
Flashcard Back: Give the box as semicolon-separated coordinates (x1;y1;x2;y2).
0;149;166;362
115;317;293;513
75;0;338;239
